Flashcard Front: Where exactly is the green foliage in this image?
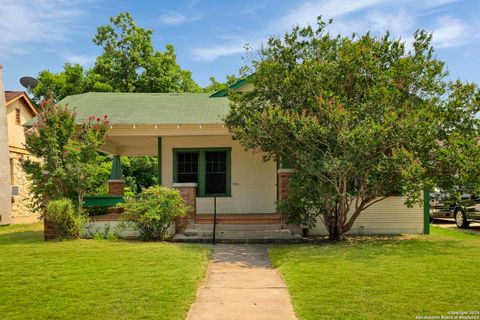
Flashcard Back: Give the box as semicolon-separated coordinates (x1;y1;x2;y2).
32;64;113;104
22;100;109;213
120;186;188;241
92;12;201;93
44;199;84;239
91;224;119;241
32;12;202;103
122;156;158;193
226;18;480;240
203;74;241;93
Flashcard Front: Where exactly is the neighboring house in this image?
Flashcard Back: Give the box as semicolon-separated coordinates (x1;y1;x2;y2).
0;65;11;225
5;90;39;224
35;80;426;240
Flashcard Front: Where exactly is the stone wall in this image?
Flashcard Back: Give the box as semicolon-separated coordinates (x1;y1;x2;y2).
9;151;39;223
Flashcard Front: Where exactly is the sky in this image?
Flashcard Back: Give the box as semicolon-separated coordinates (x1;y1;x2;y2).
1;0;479;91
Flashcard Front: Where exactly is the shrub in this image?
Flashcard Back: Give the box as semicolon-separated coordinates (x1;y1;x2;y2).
44;199;84;239
120;186;188;241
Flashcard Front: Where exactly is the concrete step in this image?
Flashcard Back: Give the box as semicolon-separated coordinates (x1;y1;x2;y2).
172;233;302;244
191;224;283;231
184;228;294;239
194;214;282;224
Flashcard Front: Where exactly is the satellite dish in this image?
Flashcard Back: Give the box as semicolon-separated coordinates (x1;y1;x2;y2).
19;76;39;90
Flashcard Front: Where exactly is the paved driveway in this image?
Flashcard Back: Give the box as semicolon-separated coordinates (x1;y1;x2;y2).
432;219;480;234
187;244;297;320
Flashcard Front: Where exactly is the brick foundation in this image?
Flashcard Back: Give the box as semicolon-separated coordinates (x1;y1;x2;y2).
173;183;197;232
108;180;125;196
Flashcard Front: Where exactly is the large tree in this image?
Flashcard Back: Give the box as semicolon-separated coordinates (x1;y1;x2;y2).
32;12;201;103
225;19;480;240
32;63;113;104
22;100;110;214
93;12;201;93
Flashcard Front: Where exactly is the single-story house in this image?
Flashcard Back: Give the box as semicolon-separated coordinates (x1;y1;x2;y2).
33;79;428;241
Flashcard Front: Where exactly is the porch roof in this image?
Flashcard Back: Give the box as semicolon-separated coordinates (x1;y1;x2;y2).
59;92;231;125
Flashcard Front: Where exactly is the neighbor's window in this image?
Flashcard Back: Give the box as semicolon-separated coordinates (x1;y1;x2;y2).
15;109;20;125
174;148;231;197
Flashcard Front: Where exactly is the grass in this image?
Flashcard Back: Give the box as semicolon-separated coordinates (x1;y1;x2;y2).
0;223;210;320
269;226;480;320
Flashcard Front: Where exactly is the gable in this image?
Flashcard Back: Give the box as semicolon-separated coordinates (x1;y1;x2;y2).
5;91;37;117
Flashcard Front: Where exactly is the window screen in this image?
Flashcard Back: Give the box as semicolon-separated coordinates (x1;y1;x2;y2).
205;151;227;195
176;152;199;183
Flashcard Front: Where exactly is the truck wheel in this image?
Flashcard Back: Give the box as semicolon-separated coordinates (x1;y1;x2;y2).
455;209;470;229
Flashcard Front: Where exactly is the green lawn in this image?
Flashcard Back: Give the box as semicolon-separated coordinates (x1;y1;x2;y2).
270;227;480;320
0;223;210;320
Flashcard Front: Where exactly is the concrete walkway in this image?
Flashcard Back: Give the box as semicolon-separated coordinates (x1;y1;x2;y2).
187;244;297;320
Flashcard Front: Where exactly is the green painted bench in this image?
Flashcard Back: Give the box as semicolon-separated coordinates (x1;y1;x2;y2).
81;196;125;207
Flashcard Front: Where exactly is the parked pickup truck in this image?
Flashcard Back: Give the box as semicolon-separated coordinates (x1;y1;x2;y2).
430;193;480;228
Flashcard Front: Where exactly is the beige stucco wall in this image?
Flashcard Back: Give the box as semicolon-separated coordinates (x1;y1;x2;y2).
6;97;38;223
6;98;34;150
9;152;39;223
0;66;12;225
309;196;423;235
161;135;277;214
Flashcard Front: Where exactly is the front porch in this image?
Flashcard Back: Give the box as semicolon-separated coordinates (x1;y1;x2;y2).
95;124;301;242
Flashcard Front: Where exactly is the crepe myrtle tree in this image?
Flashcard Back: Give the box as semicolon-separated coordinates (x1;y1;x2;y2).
22;99;109;215
225;18;480;240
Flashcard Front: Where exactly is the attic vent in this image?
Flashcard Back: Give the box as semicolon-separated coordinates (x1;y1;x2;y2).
15;109;20;125
11;185;20;197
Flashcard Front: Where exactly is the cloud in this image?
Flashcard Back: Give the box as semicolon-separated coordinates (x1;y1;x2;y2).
191;0;475;61
0;0;87;58
431;16;473;48
271;0;386;31
191;44;246;61
159;12;188;25
64;54;96;65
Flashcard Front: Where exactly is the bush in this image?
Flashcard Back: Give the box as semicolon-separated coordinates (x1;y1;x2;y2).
120;186;188;241
44;199;84;239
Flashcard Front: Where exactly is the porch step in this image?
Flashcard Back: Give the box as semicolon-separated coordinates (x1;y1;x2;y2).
191;224;283;231
195;214;282;225
172;234;302;244
173;223;302;244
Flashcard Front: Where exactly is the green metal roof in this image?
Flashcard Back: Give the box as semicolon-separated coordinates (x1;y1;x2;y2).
56;92;231;125
209;74;254;97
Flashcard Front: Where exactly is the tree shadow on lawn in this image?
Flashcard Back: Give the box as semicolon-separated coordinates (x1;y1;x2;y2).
0;224;44;245
270;230;479;267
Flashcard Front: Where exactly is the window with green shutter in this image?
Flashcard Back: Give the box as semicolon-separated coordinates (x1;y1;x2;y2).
173;148;231;197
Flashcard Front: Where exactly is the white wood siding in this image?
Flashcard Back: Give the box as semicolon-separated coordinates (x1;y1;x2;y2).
162;135;277;214
309;196;423;235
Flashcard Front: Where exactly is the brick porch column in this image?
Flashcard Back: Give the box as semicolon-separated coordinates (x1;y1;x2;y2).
173;183;197;232
278;169;294;201
108;155;124;196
